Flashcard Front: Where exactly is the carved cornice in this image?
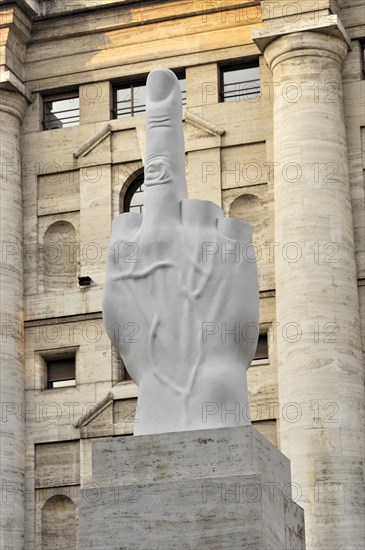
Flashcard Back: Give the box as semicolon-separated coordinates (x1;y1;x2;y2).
0;1;40;19
37;0;258;19
0;4;32;45
0;4;33;101
32;1;260;43
258;0;341;23
259;27;349;73
0;69;32;101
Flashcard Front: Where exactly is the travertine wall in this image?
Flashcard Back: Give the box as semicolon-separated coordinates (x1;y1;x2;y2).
0;1;364;549
80;426;305;549
260;28;363;548
0;89;27;550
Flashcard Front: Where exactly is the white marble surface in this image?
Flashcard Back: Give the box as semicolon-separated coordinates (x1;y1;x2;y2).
102;68;259;435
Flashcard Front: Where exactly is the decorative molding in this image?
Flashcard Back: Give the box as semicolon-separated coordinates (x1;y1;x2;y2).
73;113;224;162
73;123;112;158
0;70;33;104
0;0;41;19
252;14;351;52
74;391;114;428
0;4;33;102
0;86;28;119
184;110;225;137
25;312;102;327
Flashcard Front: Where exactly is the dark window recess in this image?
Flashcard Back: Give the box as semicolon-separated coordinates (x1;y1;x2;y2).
361;42;365;79
124;172;145;214
43;91;80;130
113;72;186;119
123;366;132;381
220;62;260;102
47;357;76;389
251;333;269;366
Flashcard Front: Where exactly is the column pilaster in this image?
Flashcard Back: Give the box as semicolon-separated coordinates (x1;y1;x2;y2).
1;4;33;545
0;62;28;550
254;24;364;550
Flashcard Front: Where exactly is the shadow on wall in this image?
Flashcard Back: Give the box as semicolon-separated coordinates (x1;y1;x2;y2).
229;193;268;257
41;495;76;549
43;221;78;291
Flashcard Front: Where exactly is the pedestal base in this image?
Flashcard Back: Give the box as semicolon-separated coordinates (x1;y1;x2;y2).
79;426;305;549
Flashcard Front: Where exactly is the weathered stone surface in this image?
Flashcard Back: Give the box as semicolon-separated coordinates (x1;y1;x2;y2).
79;426;305;550
0;0;362;548
0;89;27;550
257;29;365;550
35;440;80;488
91;425;290;488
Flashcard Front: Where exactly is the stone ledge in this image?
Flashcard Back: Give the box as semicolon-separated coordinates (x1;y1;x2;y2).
91;426;290;487
252;13;351;52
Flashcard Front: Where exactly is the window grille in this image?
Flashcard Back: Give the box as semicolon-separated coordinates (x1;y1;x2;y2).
113;71;186;118
220;62;260;102
43;90;80;130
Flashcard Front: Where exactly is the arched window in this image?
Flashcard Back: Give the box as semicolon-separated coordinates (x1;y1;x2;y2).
123;172;145;213
41;495;76;549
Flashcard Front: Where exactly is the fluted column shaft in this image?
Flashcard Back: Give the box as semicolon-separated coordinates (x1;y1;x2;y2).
264;31;364;549
0;90;27;550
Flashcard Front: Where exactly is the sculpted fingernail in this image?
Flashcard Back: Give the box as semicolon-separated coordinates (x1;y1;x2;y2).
147;69;176;102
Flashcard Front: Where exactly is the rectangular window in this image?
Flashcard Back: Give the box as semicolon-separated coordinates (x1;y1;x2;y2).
220;61;260;102
251;333;269;366
43;90;80;130
46;356;76;388
114;80;146;119
113;71;186;119
361;41;365;79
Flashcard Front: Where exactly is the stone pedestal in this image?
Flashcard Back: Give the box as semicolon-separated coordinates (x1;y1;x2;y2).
79;426;305;549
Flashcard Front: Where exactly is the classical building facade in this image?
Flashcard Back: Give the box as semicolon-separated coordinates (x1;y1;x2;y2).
0;0;364;548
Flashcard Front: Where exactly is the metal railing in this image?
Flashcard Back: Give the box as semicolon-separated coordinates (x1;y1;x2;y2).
113;86;187;118
43;103;80;130
221;78;261;101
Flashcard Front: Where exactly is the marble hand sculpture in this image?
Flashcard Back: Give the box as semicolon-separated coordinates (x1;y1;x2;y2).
103;68;259;435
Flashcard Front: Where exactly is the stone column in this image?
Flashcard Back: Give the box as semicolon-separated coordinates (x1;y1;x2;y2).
0;90;27;549
260;31;364;549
